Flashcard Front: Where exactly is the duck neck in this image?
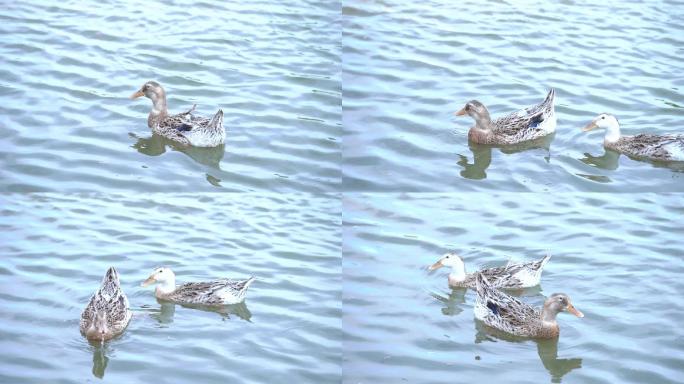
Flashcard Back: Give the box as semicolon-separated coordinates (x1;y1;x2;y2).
448;264;467;284
603;122;621;144
155;277;176;297
147;92;168;128
472;110;492;131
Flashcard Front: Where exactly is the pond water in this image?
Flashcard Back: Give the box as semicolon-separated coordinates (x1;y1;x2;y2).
0;194;341;383
343;193;684;383
343;0;684;192
0;0;340;192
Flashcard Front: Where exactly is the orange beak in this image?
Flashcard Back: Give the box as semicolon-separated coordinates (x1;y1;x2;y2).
454;106;467;116
141;276;156;287
130;90;144;99
428;260;444;271
582;121;598;132
566;303;584;318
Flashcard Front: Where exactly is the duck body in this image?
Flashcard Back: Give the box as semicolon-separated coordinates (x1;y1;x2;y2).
583;114;684;161
429;253;550;289
456;89;556;145
131;81;225;147
142;267;254;305
474;273;583;339
79;267;132;342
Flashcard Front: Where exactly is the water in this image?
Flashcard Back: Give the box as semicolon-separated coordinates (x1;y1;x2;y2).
343;0;684;192
0;194;341;383
0;0;341;192
343;193;684;383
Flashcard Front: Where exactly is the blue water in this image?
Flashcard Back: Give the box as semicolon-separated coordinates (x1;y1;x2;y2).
343;0;684;191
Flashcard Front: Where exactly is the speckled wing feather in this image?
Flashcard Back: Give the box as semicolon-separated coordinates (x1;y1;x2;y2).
491;90;555;143
610;134;684;160
464;255;550;288
169;277;253;305
154;106;224;147
474;273;541;336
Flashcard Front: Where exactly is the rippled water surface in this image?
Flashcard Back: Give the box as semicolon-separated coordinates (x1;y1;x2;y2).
343;0;684;191
343;193;684;383
0;194;341;383
1;0;340;192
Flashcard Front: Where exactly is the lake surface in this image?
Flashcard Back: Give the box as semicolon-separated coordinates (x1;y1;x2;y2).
0;0;340;192
343;193;684;383
0;194;341;383
343;0;684;192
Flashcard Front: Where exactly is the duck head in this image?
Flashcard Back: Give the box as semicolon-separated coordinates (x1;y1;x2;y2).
141;267;176;295
582;113;621;144
455;100;492;130
429;252;467;281
130;81;166;103
542;293;584;323
86;310;109;342
131;81;168;127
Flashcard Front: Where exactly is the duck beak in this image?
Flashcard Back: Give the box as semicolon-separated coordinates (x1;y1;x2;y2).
454;106;467;116
428;260;444;271
566;303;584;318
582;121;598;132
130;90;144;99
141;276;156;287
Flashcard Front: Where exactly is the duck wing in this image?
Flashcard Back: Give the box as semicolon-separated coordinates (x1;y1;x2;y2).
618;134;684;160
476;254;550;288
474;273;539;334
491;89;556;140
171;280;232;305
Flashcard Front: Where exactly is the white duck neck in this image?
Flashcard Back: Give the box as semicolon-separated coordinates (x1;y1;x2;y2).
155;275;176;296
448;262;467;282
603;120;621;144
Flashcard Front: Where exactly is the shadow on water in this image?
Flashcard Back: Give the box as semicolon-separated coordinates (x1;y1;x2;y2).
429;288;467;316
456;134;554;180
87;339;110;379
144;299;252;323
474;321;582;383
580;148;684;173
130;133;226;169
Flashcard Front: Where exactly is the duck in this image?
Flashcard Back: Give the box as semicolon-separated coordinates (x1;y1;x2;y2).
455;89;556;145
130;81;225;147
79;267;132;342
582;113;684;161
141;267;254;305
429;252;550;289
474;273;583;338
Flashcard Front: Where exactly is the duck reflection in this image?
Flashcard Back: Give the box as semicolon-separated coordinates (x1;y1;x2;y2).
430;288;467;316
131;133;225;168
148;298;252;322
579;149;621;170
457;134;554;180
580;148;684;173
87;339;110;378
474;322;582;383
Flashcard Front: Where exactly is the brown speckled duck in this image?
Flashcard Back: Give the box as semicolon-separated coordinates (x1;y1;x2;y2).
583;113;684;161
474;273;583;338
131;81;225;147
79;267;132;342
455;89;556;145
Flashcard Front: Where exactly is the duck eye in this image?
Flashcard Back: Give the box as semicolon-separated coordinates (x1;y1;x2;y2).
465;104;471;111
601;116;605;119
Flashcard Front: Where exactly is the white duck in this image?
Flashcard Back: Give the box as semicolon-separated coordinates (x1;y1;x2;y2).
583;113;684;161
429;252;550;289
141;267;254;305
